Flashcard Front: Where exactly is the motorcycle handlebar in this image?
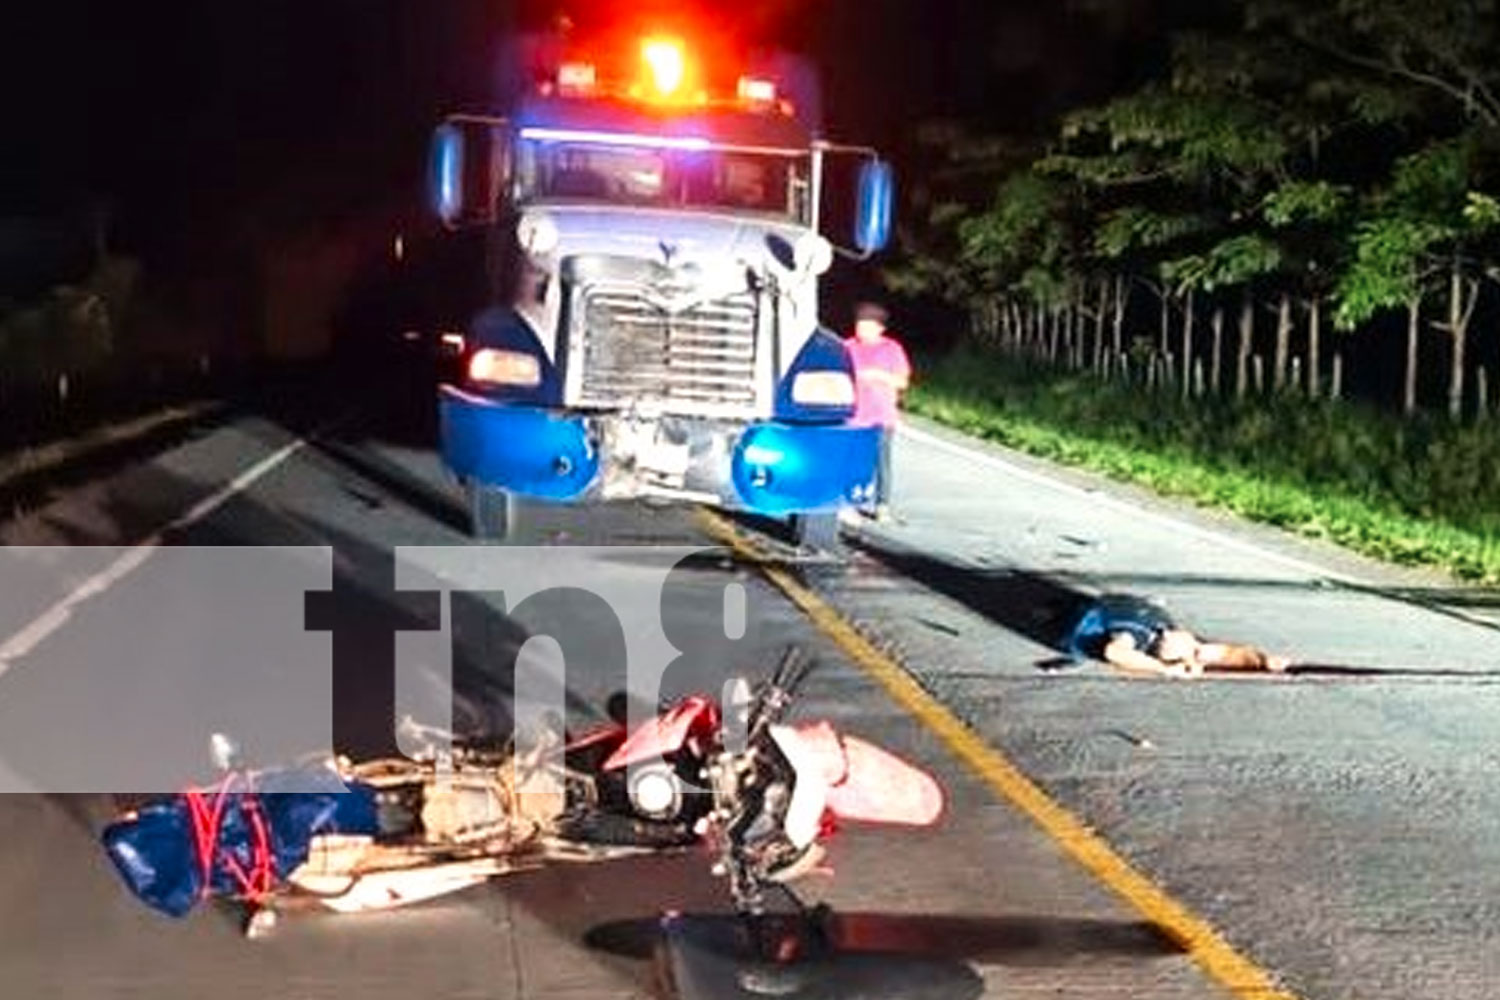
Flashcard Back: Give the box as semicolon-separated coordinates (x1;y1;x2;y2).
746;646;816;737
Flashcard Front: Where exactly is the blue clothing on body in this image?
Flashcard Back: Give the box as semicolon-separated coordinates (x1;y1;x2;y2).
1064;594;1177;661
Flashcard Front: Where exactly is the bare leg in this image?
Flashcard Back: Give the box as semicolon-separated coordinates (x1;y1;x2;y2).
1197;643;1289;672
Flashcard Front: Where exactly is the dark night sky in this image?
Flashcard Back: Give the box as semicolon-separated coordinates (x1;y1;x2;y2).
7;1;1181;273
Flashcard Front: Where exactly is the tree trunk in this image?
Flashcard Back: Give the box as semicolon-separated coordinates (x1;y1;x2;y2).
1404;298;1421;416
1067;301;1080;369
1447;265;1463;419
1159;291;1170;355
1210;307;1224;395
1235;290;1253;400
1094;278;1109;372
1446;264;1474;421
1048;308;1060;363
1112;275;1126;355
1306;297;1322;399
1075;298;1086;369
1274;292;1292;393
1180;290;1195;399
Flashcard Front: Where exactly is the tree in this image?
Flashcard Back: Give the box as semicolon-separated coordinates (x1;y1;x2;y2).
1248;0;1500;131
886;0;1500;424
1261;179;1356;397
1333;134;1495;417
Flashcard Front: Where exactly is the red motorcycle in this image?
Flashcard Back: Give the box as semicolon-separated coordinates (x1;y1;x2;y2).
588;646;945;914
100;647;944;937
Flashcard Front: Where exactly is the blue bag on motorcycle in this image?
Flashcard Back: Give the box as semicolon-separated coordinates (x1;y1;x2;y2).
101;799;203;919
100;776;380;919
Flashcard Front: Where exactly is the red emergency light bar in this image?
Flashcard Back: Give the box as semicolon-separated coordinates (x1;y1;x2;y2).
539;35;792;117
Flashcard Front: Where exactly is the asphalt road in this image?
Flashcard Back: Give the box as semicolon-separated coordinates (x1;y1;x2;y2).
0;384;1496;1000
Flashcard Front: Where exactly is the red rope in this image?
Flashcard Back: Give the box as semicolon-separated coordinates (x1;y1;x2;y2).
183;773;277;905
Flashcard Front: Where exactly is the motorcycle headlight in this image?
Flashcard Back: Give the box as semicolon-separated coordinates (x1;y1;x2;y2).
790;370;855;407
628;765;684;821
468;348;542;388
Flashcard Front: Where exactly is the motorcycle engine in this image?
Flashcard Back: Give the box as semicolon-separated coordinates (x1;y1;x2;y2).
420;774;515;844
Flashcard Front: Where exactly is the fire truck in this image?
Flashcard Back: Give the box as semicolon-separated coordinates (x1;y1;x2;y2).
429;26;893;546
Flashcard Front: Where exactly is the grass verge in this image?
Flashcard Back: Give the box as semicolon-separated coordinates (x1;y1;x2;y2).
906;349;1500;584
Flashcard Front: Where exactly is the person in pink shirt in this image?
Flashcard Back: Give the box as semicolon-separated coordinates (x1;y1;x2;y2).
844;302;912;520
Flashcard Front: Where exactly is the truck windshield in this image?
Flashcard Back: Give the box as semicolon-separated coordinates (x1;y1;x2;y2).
516;140;811;221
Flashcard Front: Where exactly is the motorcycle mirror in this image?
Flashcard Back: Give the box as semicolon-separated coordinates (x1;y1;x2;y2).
209;732;240;773
727;677;754;715
723;677;756;740
725;677;755;749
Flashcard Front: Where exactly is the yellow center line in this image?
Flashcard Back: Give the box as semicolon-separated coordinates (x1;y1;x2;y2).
697;509;1302;1000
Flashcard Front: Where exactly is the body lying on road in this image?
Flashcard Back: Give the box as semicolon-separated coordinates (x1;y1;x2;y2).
1059;594;1292;679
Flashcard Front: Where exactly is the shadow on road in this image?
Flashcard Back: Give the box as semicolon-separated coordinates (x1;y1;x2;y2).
845;534;1094;660
308;432;470;536
584;910;1182;967
846;533;1500;681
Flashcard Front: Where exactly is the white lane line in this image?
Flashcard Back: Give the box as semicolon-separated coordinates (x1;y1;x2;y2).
0;435;311;677
899;421;1366;586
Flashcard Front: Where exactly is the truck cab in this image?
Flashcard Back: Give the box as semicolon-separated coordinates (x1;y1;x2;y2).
430;31;894;545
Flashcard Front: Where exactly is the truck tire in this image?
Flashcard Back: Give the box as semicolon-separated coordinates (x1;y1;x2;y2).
467;483;515;541
791;513;839;551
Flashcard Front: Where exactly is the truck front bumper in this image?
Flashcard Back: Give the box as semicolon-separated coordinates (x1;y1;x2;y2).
439;388;880;515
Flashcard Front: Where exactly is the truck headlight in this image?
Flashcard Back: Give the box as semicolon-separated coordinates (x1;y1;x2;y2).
517;212;559;256
790;370;855;407
793;233;834;276
468;348;543;388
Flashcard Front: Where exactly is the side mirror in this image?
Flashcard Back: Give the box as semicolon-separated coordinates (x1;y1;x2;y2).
854;159;894;255
429;115;511;229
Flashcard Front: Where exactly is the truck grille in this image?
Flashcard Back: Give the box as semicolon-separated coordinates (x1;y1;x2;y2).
577;283;759;410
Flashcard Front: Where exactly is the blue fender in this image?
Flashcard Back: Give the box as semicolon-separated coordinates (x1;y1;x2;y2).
440;389;598;500
731;422;881;514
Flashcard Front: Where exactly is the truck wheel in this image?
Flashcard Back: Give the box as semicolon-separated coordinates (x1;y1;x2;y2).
467;484;515;541
791;513;839;551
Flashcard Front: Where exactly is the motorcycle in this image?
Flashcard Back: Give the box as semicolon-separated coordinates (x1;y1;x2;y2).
98;647;944;938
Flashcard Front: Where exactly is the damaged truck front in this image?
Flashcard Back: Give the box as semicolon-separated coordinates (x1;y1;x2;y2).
429;31;894;546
